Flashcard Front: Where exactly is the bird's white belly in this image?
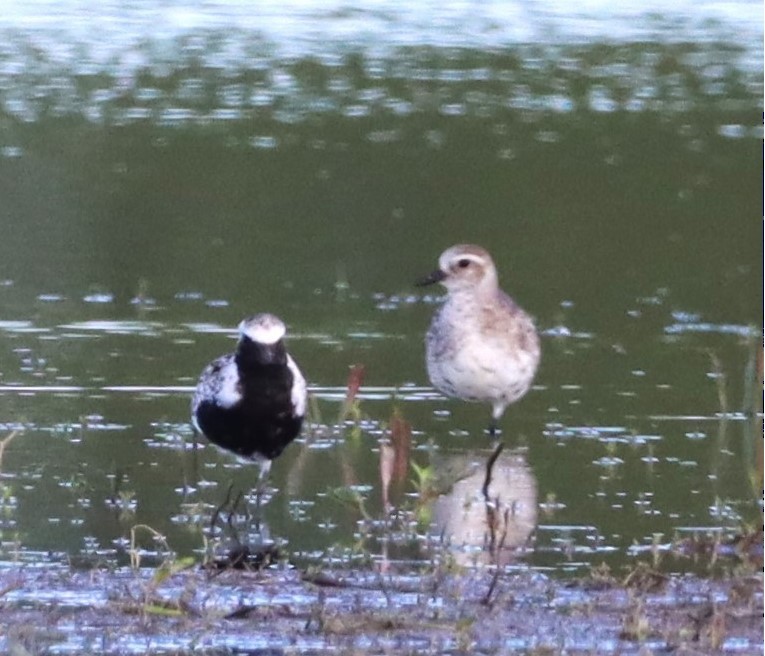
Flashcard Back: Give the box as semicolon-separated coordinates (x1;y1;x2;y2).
428;334;535;404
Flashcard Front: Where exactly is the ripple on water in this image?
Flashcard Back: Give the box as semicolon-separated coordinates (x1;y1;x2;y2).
58;320;163;335
664;322;759;336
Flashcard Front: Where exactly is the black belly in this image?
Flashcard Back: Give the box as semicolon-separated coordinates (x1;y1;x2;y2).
195;371;302;461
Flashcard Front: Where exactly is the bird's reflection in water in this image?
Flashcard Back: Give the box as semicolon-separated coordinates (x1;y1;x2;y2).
431;447;537;566
203;485;284;570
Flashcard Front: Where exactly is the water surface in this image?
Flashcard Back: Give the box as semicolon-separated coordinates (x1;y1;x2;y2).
0;0;762;576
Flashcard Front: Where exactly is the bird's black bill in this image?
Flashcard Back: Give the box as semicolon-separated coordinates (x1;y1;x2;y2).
415;269;447;287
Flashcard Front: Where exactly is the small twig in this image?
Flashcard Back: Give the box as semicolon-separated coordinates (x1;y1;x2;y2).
0;430;21;473
706;349;728;414
338;363;365;423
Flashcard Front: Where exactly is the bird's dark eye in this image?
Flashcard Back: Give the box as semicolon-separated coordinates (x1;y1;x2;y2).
457;259;471;269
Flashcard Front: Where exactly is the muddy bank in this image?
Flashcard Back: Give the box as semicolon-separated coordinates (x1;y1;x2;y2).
0;564;762;655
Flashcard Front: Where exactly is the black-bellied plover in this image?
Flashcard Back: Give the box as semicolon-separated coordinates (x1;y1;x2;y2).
191;313;307;485
417;244;540;437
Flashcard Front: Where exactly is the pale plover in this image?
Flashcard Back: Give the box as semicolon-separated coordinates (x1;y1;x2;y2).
417;244;540;437
191;313;307;484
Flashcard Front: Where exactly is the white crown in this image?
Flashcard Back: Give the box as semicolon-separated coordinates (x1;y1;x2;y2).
238;314;286;345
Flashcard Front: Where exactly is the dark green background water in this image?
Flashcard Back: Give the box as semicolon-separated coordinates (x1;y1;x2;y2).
0;4;762;574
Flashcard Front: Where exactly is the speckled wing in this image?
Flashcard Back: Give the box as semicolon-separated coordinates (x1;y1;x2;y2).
490;291;540;362
191;353;241;431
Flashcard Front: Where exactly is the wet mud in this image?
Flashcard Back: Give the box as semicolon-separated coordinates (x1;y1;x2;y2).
1;564;762;654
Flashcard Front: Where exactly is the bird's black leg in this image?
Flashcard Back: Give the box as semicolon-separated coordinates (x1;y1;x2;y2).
252;489;264;533
251;458;272;534
487;417;501;439
210;481;236;537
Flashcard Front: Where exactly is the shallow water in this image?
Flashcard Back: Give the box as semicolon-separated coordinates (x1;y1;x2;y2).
0;1;762;577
